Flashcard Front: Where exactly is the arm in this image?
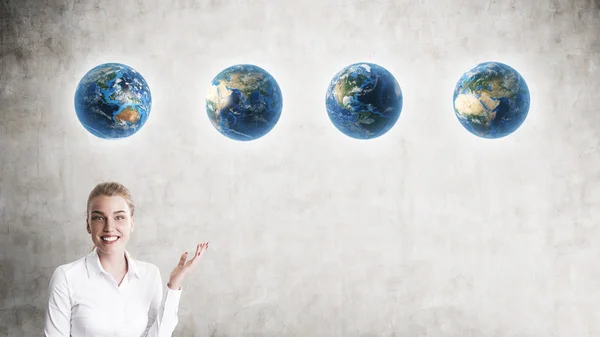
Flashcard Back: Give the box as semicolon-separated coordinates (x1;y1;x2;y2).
142;266;182;337
143;242;208;337
44;267;71;337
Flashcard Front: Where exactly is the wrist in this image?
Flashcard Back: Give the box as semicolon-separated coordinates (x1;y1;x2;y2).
167;282;182;290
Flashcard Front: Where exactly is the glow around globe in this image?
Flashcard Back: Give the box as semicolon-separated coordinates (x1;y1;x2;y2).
325;63;402;139
74;63;151;139
453;62;530;139
206;64;282;141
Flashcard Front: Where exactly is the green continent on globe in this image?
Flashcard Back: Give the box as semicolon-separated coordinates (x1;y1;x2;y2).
333;70;370;108
207;71;271;118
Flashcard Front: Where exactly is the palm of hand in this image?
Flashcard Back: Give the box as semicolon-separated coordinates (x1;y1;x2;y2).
168;242;208;290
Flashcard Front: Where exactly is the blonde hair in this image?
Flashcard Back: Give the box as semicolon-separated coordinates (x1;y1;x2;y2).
86;181;135;221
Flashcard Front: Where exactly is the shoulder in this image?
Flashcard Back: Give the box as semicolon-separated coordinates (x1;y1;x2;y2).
48;255;87;289
130;257;161;278
52;255;87;278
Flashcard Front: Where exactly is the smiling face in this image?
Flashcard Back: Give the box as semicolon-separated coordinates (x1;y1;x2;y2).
87;195;135;256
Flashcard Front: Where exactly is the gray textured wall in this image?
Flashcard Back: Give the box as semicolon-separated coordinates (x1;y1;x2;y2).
1;0;599;336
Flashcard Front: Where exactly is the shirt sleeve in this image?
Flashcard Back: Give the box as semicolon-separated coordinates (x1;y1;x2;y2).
44;267;71;337
142;266;182;337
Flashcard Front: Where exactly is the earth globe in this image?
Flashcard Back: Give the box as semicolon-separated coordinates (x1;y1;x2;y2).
74;63;151;139
453;61;530;138
206;64;282;141
325;62;403;139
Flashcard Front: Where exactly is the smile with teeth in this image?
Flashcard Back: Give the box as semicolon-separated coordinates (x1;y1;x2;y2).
101;236;119;243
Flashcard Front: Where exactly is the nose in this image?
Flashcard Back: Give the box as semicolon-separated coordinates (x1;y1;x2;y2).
103;218;116;232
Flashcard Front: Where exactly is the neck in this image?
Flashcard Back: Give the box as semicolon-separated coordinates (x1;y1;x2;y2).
97;249;128;275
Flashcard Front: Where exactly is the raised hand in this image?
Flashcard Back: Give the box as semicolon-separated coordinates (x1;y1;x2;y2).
167;242;209;290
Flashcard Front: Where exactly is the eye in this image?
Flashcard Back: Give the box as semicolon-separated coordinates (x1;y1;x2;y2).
91;216;104;221
116;215;125;220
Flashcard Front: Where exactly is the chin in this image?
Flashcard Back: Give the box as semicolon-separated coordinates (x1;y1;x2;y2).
95;241;124;252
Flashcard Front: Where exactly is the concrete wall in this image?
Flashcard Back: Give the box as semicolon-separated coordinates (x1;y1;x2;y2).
1;0;599;335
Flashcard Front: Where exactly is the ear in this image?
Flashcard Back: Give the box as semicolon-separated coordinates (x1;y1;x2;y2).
130;215;135;233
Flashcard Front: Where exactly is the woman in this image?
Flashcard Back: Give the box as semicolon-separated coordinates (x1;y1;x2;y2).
44;181;208;337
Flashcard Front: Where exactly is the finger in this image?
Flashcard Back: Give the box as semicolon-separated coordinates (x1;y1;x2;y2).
178;252;188;266
197;242;208;256
186;243;207;268
184;244;201;267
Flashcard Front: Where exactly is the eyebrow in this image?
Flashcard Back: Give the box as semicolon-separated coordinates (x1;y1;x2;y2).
90;210;127;215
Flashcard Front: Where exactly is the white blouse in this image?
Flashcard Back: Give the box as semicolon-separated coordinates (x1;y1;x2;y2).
44;248;181;337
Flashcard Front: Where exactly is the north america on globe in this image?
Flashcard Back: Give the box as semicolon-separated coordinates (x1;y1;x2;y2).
74;63;151;139
325;63;403;140
453;61;530;139
206;64;282;141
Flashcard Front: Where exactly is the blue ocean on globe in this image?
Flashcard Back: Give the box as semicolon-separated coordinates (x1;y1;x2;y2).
74;63;151;139
453;62;530;139
325;63;402;139
206;64;282;141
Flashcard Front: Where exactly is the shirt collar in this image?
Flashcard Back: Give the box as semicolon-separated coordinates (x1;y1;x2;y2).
86;247;140;280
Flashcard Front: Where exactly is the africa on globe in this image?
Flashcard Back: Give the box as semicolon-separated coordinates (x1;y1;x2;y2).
325;63;403;139
453;61;530;139
206;64;282;141
74;63;151;139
